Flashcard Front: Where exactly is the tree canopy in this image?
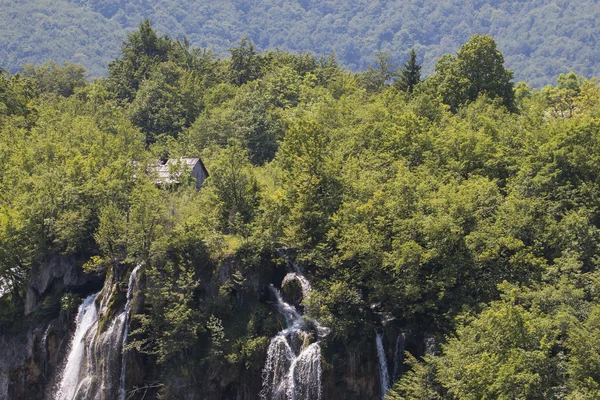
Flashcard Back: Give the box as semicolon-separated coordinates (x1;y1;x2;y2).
2;0;600;86
4;21;600;399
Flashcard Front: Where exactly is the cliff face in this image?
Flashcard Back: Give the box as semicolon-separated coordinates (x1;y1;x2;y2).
0;313;72;399
322;351;380;400
0;324;385;400
1;254;401;400
25;256;103;316
1;256;101;400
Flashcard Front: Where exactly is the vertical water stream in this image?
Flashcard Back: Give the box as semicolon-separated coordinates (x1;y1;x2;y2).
392;332;405;380
55;293;99;400
260;267;328;400
118;264;140;400
53;265;140;400
375;331;390;400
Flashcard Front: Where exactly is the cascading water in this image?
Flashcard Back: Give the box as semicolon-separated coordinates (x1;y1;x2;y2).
281;271;311;298
55;293;100;400
118;264;140;400
376;331;390;400
286;342;323;400
424;334;436;355
392;332;405;379
53;265;141;400
260;267;328;400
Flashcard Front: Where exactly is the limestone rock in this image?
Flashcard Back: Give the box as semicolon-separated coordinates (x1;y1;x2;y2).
281;274;303;307
25;256;98;315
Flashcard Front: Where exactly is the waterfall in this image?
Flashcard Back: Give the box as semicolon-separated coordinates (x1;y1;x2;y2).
281;271;311;298
262;335;294;400
376;331;390;400
55;293;99;400
424;335;436;355
286;342;322;400
392;332;405;379
53;266;141;400
260;266;328;400
118;264;140;400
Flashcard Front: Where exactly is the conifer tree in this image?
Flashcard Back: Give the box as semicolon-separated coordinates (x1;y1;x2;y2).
396;48;421;93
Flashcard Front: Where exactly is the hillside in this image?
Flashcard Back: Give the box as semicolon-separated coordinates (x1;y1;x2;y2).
2;0;600;86
4;19;600;399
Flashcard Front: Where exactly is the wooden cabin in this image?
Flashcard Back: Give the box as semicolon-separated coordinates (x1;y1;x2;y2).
152;157;209;190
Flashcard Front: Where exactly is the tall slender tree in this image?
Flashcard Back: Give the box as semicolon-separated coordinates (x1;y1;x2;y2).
396;48;422;93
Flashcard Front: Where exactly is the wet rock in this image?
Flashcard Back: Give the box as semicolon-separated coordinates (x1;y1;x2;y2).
0;316;70;400
280;274;303;307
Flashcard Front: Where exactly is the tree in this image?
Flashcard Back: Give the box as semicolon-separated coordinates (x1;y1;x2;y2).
542;72;584;117
106;19;171;102
430;34;515;111
208;143;260;234
228;38;262;86
277;115;342;246
22;61;87;97
567;305;600;397
128;62;204;144
0;69;35;121
396;48;421;93
386;354;443;400
361;51;397;92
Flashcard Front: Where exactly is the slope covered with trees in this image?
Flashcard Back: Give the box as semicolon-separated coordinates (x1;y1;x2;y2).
2;0;600;86
3;21;600;399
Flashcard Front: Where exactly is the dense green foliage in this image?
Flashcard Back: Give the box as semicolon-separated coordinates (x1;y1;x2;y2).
2;0;600;86
5;21;600;398
395;49;421;94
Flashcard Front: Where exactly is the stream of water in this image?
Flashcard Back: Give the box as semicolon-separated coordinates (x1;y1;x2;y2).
376;331;390;400
54;265;140;400
118;264;140;400
55;293;99;400
393;332;405;380
260;267;328;400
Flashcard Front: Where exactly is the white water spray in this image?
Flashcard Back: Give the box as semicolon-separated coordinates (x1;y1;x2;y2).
118;265;140;400
281;271;311;298
260;266;328;400
376;331;390;400
286;342;323;400
53;266;141;400
55;293;99;400
393;332;405;379
424;334;436;355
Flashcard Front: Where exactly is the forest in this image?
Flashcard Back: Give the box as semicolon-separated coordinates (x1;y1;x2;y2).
2;0;600;86
3;19;600;400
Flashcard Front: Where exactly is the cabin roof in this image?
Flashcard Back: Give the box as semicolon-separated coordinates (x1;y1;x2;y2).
152;157;209;180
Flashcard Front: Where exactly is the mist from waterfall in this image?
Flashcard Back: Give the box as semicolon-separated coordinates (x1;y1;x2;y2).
424;334;436;355
260;266;328;400
119;264;140;400
55;293;99;400
393;332;405;380
376;331;390;400
53;266;141;400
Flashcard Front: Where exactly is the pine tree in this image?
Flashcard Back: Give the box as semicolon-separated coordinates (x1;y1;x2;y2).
396;48;422;93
